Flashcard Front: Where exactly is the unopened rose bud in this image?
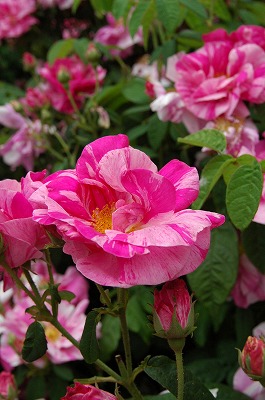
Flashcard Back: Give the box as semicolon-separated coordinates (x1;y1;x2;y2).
61;382;117;399
238;336;265;385
0;371;17;400
22;52;37;71
85;42;100;63
57;67;71;85
153;279;196;351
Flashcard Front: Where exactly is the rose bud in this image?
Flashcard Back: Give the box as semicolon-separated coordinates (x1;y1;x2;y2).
238;336;265;385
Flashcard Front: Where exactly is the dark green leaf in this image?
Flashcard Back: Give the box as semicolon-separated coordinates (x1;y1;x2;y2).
242;222;265;273
99;314;121;361
188;222;239;307
79;310;100;364
184;380;215;400
58;290;76;302
73;38;90;62
213;383;252;399
144;395;176;400
127;124;147;141
179;0;208;18
47;39;75;64
142;0;156;48
112;0;129;19
226;161;263;230
155;0;186;33
192;155;233;210
144;356;177;395
129;1;150;37
52;364;74;381
147;114;168;150
72;0;82;13
26;376;46;400
122;78;150;104
22;321;48;362
0;82;24;105
178;129;226;152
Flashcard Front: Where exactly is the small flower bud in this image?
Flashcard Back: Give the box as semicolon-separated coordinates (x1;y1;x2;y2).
153;279;196;351
85;42;100;63
238;336;265;384
0;371;17;400
57;67;71;85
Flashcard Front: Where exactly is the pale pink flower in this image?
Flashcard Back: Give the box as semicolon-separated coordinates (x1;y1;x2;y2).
39;56;106;114
203;115;259;157
253;322;265;339
0;0;37;39
37;0;73;9
231;254;265;308
0;371;17;399
233;368;265;400
94;13;143;58
0;119;47;171
0;104;25;129
174;41;265;120
32;134;225;287
61;383;117;400
43;299;89;364
0;171;49;271
150;92;185;123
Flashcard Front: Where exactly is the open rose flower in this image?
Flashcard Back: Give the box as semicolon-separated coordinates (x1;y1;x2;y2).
0;171;49;271
32;134;225;287
61;383;117;400
39;55;106;114
0;0;37;40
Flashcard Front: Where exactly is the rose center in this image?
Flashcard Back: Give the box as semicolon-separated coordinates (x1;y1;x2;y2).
91;203;115;233
45;324;61;342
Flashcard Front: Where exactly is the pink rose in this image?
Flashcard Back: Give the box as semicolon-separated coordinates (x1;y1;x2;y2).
32;134;225;287
94;13;143;58
0;171;49;270
153;279;195;342
0;0;37;39
39;55;106;114
231;254;265;308
253;139;265;225
61;383;117;400
0;371;17;399
174;41;265;120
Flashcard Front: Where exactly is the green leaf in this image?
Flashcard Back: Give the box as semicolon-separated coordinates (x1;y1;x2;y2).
192;155;233;210
242;222;265;273
143;395;176;400
223;154;259;184
72;0;82;13
22;321;48;362
212;383;252;399
52;364;74;381
58;290;76;302
26;376;46;400
122;78;150;104
213;0;231;21
226;161;263;230
178;129;226;152
112;0;129;19
0;82;24;105
142;0;156;49
179;0;208;18
127;124;147;141
145;356;215;399
99;314;121;361
73;38;90;62
147;114;168;150
79;310;100;364
127;286;153;343
47;39;75;64
187;222;239;307
155;0;186;33
129;0;150;37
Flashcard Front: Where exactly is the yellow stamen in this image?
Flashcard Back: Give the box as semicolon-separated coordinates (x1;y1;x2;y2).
215;116;243;133
45;324;61;342
91;203;115;234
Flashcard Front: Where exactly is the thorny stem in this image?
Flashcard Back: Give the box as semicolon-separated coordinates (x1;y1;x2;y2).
176;349;184;400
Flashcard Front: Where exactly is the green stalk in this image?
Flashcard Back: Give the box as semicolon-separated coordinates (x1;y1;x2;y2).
117;288;132;376
96;283;112;308
176;349;184;400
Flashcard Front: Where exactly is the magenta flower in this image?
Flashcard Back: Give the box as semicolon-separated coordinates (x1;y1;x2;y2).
231;254;265;308
94;13;143;58
174;41;265;120
0;172;49;271
0;0;37;39
61;382;117;400
0;371;17;399
39;55;106;114
32;134;225;287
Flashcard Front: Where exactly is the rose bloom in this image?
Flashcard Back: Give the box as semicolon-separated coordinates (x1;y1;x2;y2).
154;279;194;337
231;254;265;308
94;13;143;58
39;55;106;114
174;41;265;120
61;383;117;400
0;0;37;39
240;336;265;378
0;171;49;272
0;371;17;399
233;368;265;400
32;134;225;287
